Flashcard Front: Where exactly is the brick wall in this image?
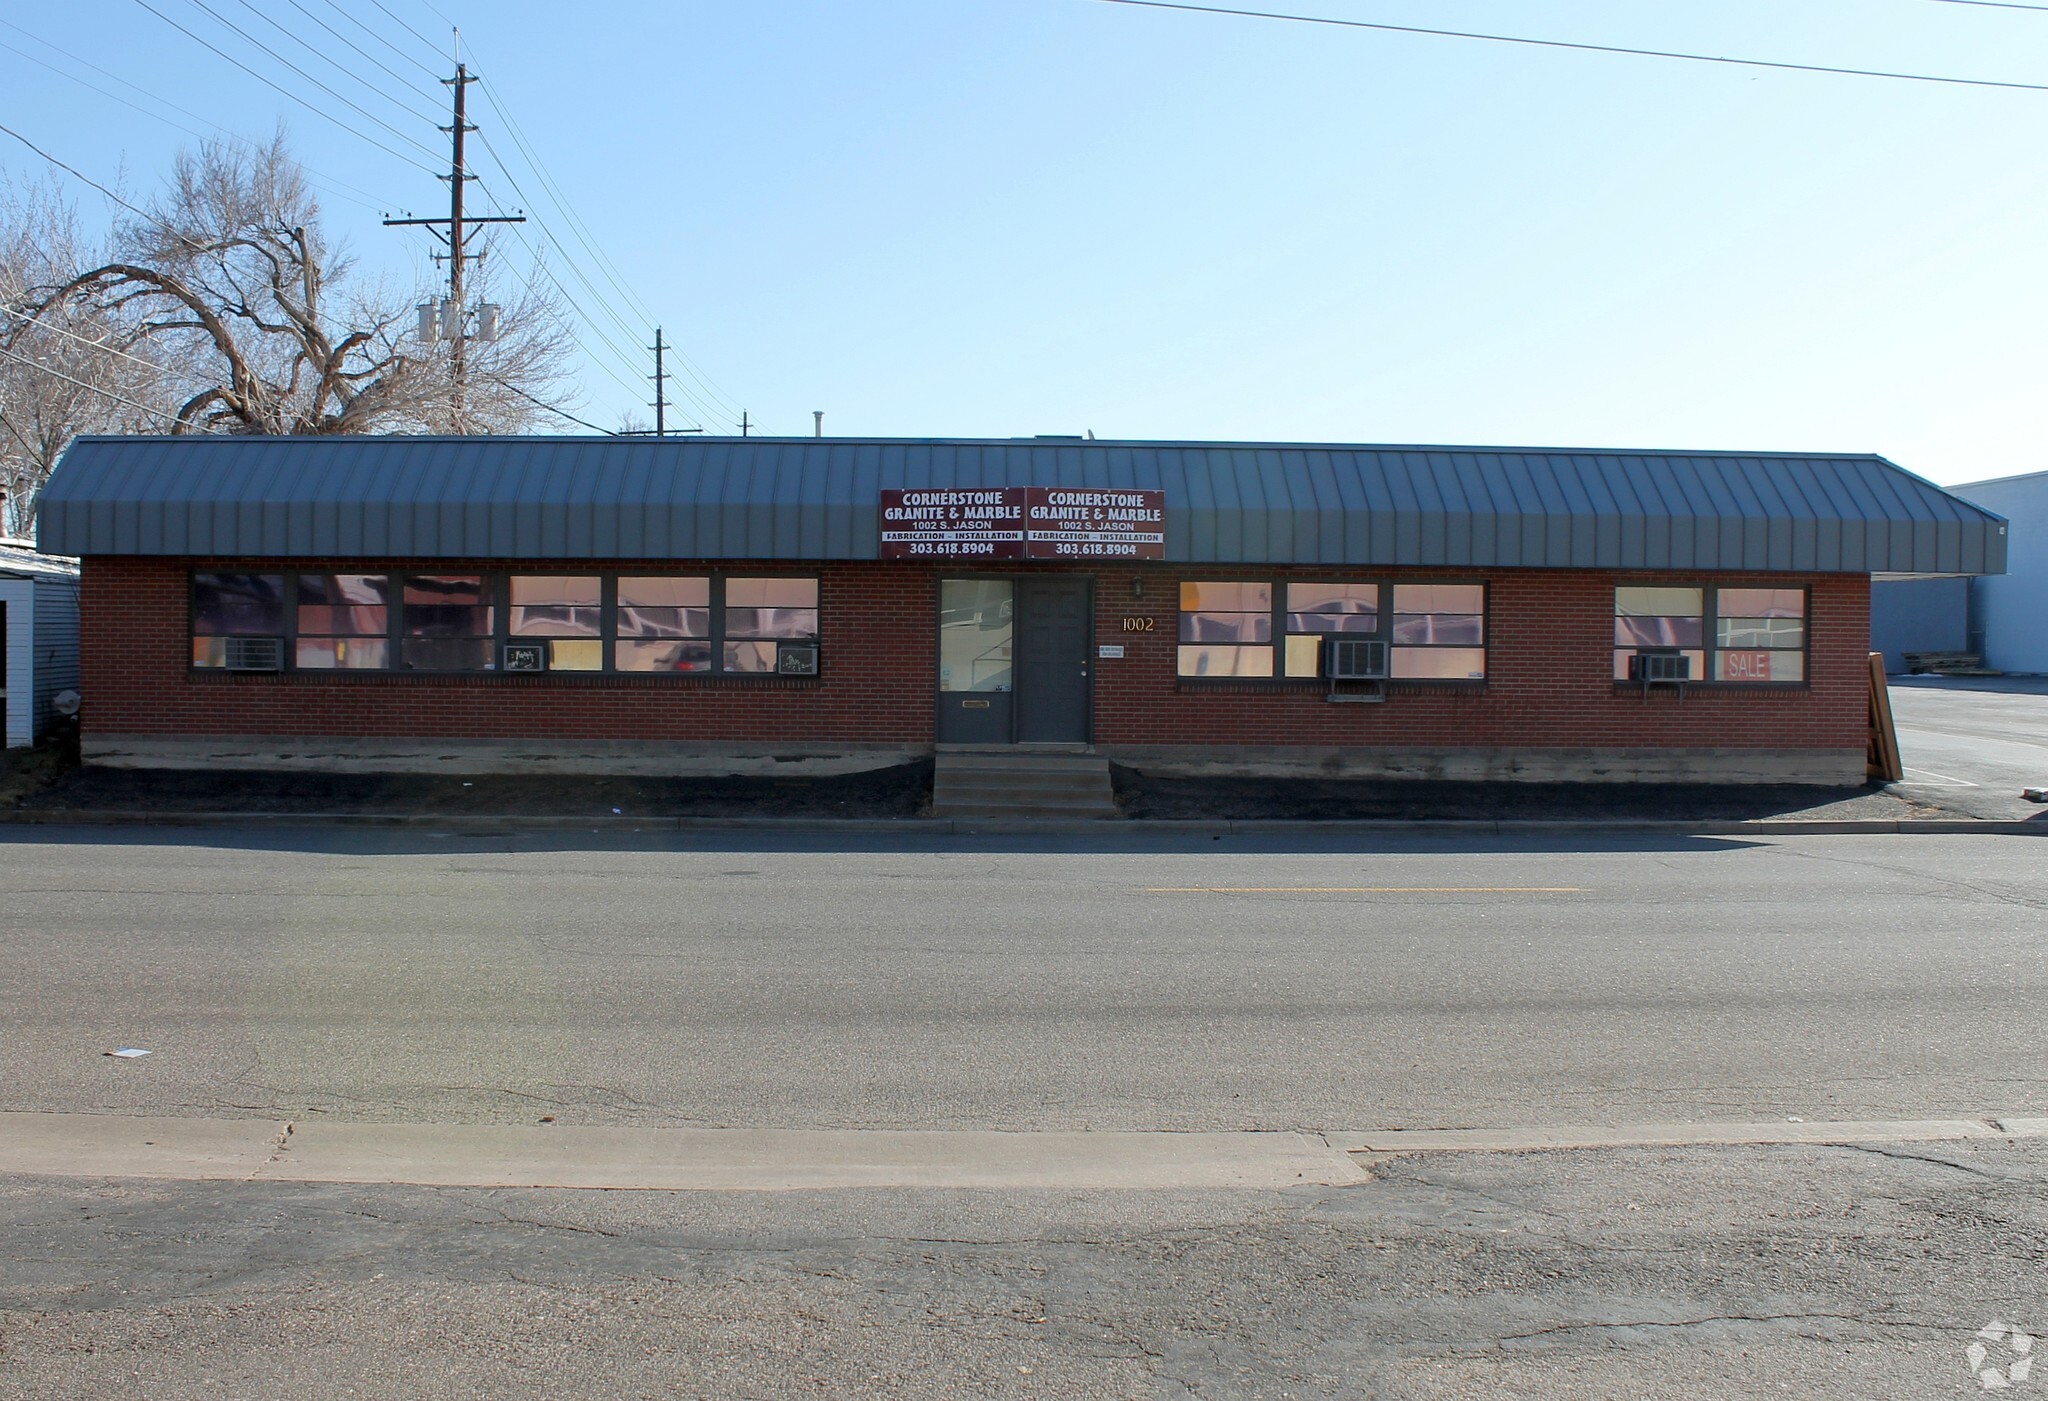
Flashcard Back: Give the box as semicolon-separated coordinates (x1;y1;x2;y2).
80;557;1868;753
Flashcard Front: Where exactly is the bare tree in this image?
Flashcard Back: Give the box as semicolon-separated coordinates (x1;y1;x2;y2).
18;132;571;442
0;179;169;538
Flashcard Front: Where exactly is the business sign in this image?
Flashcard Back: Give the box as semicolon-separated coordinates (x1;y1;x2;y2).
1022;488;1166;559
879;487;1165;561
879;488;1027;559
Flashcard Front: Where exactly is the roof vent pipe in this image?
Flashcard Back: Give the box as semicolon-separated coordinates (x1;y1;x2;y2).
813;411;823;438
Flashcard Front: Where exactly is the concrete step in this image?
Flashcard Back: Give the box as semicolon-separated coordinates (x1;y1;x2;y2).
934;773;1114;797
935;801;1121;820
936;754;1108;775
932;751;1119;819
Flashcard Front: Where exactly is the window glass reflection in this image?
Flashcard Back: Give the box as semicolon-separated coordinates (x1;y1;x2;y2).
615;640;712;672
1177;644;1274;678
296;574;388;636
940;579;1013;693
509;577;601;637
193;573;284;635
404;576;492;638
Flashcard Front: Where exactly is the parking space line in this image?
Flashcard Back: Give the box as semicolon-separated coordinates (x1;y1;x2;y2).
1903;766;1981;787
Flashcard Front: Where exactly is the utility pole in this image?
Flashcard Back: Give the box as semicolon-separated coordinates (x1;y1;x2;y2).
649;327;668;438
738;411;751;437
384;57;524;431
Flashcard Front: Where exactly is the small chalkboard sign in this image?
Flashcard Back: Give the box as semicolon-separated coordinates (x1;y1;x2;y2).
502;642;547;673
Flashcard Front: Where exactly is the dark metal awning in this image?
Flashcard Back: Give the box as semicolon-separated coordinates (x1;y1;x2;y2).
37;434;2008;574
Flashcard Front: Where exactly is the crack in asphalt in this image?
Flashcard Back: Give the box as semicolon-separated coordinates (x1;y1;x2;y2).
1490;1311;1958;1346
1827;1142;2030;1183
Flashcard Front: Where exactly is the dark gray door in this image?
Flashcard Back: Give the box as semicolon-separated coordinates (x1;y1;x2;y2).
1014;576;1092;743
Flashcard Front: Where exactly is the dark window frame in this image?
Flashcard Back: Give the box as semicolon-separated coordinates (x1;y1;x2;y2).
1611;582;1811;690
1176;577;1491;686
187;569;822;678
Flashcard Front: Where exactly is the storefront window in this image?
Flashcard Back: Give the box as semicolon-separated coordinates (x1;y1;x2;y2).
295;573;389;670
401;575;494;671
615;576;711;672
1614;585;1806;684
186;568;829;680
510;576;603;671
1178;582;1273;677
722;577;818;673
1614;586;1705;682
1178;579;1484;682
1283;582;1378;677
191;573;285;667
1713;588;1806;682
1390;584;1486;679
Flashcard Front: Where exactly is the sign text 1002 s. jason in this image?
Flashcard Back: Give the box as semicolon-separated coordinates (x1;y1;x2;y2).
879;488;1165;560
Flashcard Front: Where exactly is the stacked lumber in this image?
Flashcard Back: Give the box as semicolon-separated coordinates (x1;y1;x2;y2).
1903;650;2001;676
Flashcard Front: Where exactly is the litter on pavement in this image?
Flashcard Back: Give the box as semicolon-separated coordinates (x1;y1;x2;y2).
105;1048;151;1059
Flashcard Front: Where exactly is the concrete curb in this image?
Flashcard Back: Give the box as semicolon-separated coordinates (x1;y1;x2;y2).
0;808;2042;837
0;1113;1363;1191
1330;1116;2048;1156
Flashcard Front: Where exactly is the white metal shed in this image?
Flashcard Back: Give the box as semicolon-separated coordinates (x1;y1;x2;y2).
0;539;80;749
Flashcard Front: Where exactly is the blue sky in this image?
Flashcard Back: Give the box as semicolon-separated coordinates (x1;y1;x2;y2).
5;0;2045;483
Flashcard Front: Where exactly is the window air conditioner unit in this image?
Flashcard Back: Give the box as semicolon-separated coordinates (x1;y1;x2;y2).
1628;648;1690;683
223;636;284;672
777;643;820;676
1323;638;1388;680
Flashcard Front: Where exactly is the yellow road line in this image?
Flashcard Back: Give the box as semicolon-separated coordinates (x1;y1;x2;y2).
1144;886;1586;894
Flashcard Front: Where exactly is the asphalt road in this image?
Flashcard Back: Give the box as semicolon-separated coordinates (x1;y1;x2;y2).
4;827;2045;1398
1;827;2043;1131
3;1140;2042;1399
1888;676;2048;821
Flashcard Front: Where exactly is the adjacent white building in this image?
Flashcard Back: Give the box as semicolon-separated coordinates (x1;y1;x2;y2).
1956;471;2048;674
1;539;81;749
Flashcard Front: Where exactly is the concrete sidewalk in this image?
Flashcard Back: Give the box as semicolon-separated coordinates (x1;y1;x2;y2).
1;806;2042;835
7;1112;2046;1191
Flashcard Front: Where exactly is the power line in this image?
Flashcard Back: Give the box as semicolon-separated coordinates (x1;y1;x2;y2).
352;8;731;427
278;0;446;101
179;0;448;155
215;0;443;127
484;377;617;435
126;0;443;174
0;345;176;424
1920;0;2048;11
0;121;163;227
474;73;743;420
1092;0;2048;92
1;307;171;378
313;0;442;81
0;21;395;214
464;159;698;414
363;0;448;60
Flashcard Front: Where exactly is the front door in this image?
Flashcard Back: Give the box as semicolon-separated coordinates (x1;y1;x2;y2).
936;576;1092;744
1015;576;1092;743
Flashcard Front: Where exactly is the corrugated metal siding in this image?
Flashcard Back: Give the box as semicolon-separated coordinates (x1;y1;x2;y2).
36;435;2010;575
31;575;78;743
1;579;29;748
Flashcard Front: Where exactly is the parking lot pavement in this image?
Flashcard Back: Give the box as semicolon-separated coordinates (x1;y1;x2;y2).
1887;676;2048;822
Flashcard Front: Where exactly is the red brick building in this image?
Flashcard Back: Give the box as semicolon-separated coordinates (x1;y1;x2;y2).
38;435;2008;786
